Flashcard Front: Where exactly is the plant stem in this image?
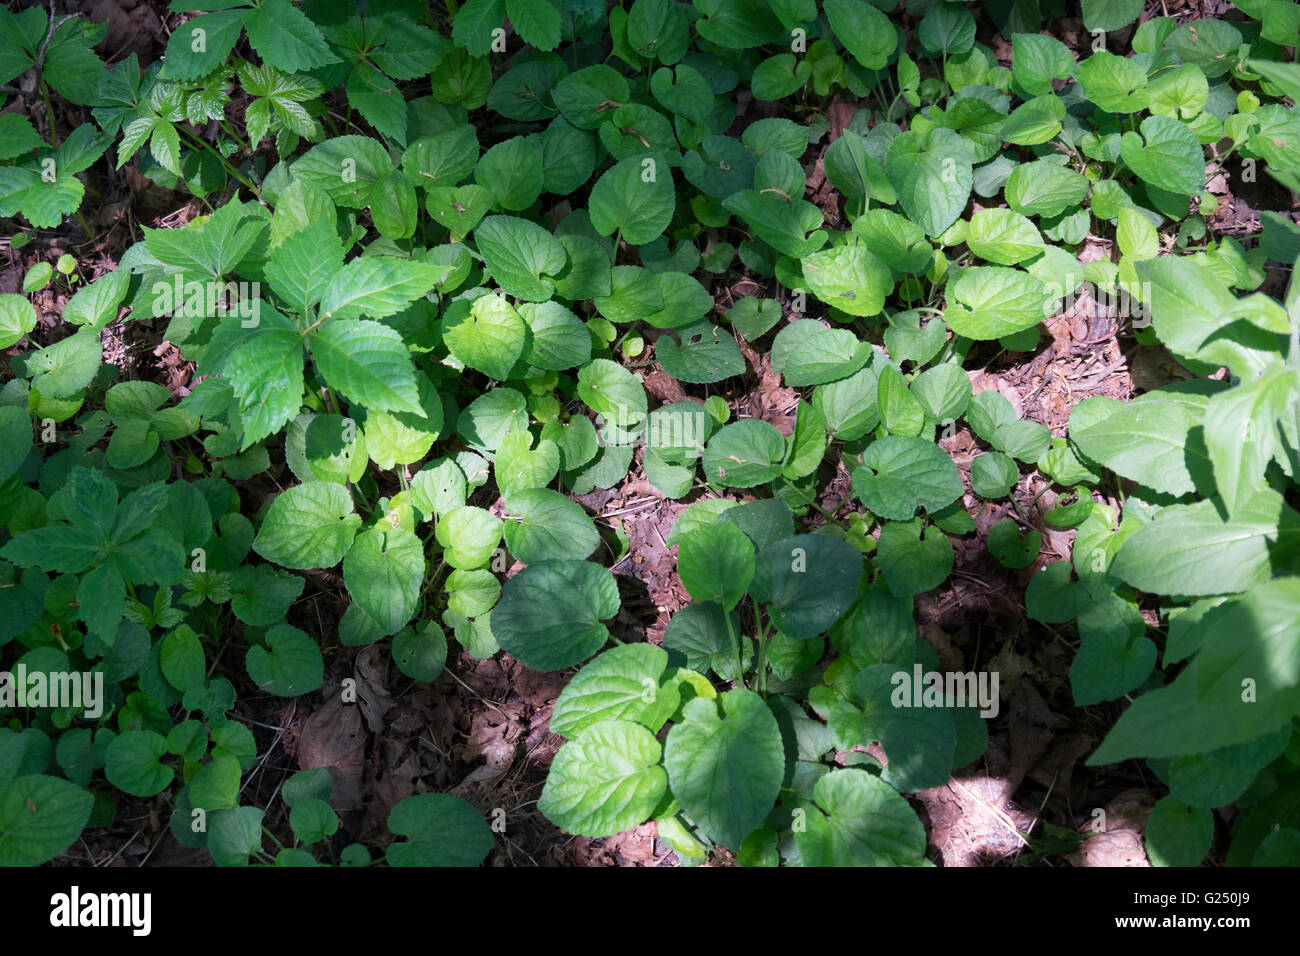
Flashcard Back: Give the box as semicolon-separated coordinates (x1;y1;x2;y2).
177;126;260;196
724;604;744;689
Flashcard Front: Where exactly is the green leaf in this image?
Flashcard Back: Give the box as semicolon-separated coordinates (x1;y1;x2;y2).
1110;490;1300;597
317;257;439;321
550;644;674;738
310;319;423;415
1082;0;1142;31
771;319;872;386
751;534;863;638
886;128;973;237
387;793;494;866
343;526;424;636
475;215;568;302
589;154;675;246
0;406;32;484
1076;51;1148;114
1068;394;1209;497
190;755;242;812
1145;797;1212;867
878;519;954;595
1005;159;1090;219
434;506;502;569
1120;115;1205;196
702;419;786;487
539;720;668;836
794;768;927;866
851;435;963;521
244;0;338;73
677;522;756;611
491;560;620;671
0;294;38;348
1011;34;1075;97
944;266;1053;340
824;0;897;70
392;621;448;683
161;625;206;693
475;135;544;210
801;245;893;317
208;806;264;866
252;482;361;571
656;321;745;384
0;775;94;866
443;294;527;380
722;191;827;257
1000;94;1066;147
967;209;1043;265
878;364;926;436
664;691;785;849
246;624;324;696
104;731;173;797
1203;368;1300;514
503;488;600;564
578;358;648;428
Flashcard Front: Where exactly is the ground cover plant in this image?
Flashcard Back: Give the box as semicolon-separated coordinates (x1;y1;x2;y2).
1;0;1299;868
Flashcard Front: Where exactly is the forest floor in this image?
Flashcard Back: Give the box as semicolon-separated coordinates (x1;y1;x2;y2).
6;0;1298;866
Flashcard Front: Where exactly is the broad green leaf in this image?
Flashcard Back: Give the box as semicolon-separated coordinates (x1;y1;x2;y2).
1120;115;1205;196
886;127;973;237
475;215;568;302
386;793;494;866
550;644;674;738
664;691;784;850
1005;159;1089;219
701;419;786;487
317;257;439;321
751;534;863;638
246;624;323;697
0;775;94;866
0;294;37;349
252;482;361;570
491;560;620;671
343;526;424;636
1068;394;1210;497
771;319;873;386
539;720;667;836
824;0;897;70
677;522;755;611
442;294;526;380
851;435;963;521
966;208;1042;264
104;731;173;797
794;768;927;866
503;488;600;563
1203;369;1300;514
589;153;675;246
1145;797;1212;867
1110;490;1300;597
434;506;502;570
944;266;1053;339
801;245;893;317
244;0;338;72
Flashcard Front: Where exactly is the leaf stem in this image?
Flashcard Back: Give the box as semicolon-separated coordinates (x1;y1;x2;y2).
724;604;744;689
